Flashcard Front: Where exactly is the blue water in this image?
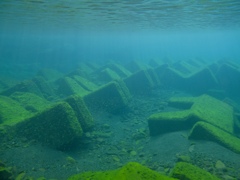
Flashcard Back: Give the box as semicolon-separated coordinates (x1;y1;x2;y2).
1;0;240;77
1;1;240;179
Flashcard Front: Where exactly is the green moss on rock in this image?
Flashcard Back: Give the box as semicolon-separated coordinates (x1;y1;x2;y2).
170;162;220;180
15;102;83;149
189;121;240;154
68;162;176;180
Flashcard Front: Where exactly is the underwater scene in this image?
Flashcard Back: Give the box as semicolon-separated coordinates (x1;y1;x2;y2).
1;0;240;180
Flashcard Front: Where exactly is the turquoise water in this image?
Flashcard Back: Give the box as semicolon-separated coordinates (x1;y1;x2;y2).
1;0;240;76
1;1;240;179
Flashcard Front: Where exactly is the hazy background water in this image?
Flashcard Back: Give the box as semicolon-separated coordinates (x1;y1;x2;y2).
0;0;240;78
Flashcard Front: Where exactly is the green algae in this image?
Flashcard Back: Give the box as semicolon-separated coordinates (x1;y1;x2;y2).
170;162;220;180
10;92;51;113
148;94;234;136
15;102;83;149
68;162;176;180
0;95;32;126
84;80;131;113
189;121;240;154
58;77;89;97
65;95;94;131
72;75;98;92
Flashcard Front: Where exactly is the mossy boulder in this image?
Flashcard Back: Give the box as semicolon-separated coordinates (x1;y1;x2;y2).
170;162;220;180
68;162;176;180
124;70;154;95
65;95;94;131
84;80;131;113
15;102;83;149
148;94;234;136
189;121;240;154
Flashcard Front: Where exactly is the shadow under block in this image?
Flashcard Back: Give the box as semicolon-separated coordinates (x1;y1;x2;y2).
68;162;176;180
170;162;220;180
15;102;83;149
148;94;234;136
189;121;240;154
84;80;131;113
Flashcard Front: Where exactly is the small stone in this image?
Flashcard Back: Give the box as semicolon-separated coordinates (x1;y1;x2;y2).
130;151;137;156
177;155;191;163
215;160;226;171
222;175;236;180
188;144;195;153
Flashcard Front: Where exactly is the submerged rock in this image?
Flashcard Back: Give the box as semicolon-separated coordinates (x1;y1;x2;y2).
68;162;175;180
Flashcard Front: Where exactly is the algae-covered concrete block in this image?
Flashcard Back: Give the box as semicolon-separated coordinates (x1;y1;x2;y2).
10;92;51;113
107;63;132;78
0;76;19;92
124;70;154;95
32;76;56;100
187;68;218;94
15;102;83;149
125;60;149;73
65;95;94;131
84;80;131;113
0;95;32;126
1;80;44;98
148;95;234;136
148;110;198;136
147;68;161;87
36;68;63;81
99;68;121;82
170;162;220;180
57;77;89;97
160;65;218;94
189;121;240;154
68;162;176;180
216;63;240;96
72;75;98;92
